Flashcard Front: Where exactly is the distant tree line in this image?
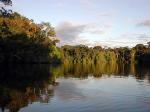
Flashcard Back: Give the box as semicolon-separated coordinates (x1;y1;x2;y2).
1;0;150;64
1;11;150;64
61;43;150;64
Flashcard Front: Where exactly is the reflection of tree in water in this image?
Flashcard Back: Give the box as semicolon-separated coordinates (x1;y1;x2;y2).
0;62;150;112
134;62;150;82
0;64;59;112
60;62;130;79
60;62;150;81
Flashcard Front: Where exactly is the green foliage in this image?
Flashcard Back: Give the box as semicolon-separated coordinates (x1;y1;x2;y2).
61;45;117;64
1;11;150;64
40;22;56;37
0;12;61;63
114;47;132;63
61;43;150;64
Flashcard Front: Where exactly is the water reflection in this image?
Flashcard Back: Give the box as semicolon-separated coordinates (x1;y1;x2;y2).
0;64;58;112
0;63;150;112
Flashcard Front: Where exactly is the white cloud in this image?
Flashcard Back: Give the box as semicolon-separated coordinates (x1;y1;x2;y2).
56;21;110;46
56;21;150;47
87;33;150;48
56;22;86;45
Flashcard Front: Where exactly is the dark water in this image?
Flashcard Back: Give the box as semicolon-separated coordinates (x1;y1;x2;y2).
1;63;150;112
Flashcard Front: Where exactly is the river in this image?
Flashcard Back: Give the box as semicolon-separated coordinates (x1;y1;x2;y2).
0;63;150;112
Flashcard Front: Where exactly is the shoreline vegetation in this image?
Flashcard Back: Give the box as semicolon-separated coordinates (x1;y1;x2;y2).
1;13;150;65
0;12;61;64
0;0;150;65
61;43;150;65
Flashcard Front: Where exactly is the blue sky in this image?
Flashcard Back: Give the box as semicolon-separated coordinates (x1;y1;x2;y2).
12;0;150;47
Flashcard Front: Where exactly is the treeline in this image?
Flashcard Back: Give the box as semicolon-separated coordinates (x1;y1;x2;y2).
1;12;150;64
1;0;150;64
61;43;150;64
0;12;61;63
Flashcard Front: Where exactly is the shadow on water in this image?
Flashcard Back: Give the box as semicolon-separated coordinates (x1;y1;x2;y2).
0;62;150;112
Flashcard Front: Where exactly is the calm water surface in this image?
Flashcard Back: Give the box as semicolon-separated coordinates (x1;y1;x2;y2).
0;63;150;112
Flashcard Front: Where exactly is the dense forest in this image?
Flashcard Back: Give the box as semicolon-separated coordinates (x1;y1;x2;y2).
61;44;150;65
1;0;150;64
0;0;61;63
0;12;61;63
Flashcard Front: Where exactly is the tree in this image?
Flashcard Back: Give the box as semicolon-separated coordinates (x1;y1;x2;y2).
135;44;146;51
93;46;102;51
40;22;56;37
0;12;61;63
147;42;150;48
0;0;12;5
0;0;12;16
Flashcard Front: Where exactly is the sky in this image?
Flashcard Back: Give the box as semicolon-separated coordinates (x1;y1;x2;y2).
12;0;150;47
